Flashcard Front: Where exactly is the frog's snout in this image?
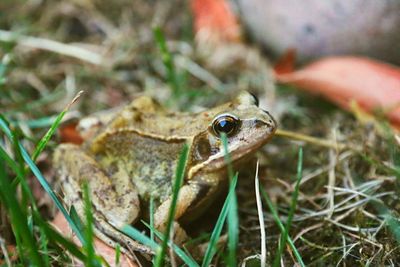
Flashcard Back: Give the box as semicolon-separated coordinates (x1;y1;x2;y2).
260;109;277;130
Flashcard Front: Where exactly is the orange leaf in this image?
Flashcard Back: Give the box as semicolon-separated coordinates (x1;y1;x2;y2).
191;0;241;42
275;56;400;127
274;48;296;75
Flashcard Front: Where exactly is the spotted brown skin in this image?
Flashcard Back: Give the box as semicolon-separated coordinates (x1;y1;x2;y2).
53;91;276;255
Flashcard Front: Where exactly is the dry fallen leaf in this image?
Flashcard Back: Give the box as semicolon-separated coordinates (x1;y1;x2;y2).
275;56;400;127
51;212;138;267
59;122;84;145
191;0;241;43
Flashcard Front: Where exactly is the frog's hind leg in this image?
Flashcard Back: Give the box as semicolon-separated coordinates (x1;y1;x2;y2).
61;176;152;255
153;186;200;245
54;144;152;255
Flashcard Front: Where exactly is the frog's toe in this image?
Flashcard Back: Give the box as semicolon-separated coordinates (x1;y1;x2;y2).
172;222;189;245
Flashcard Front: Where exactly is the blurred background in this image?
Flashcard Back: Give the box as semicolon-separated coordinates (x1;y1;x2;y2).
1;0;400;266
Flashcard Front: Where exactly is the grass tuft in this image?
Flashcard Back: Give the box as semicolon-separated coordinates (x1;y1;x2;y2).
261;186;305;267
153;26;182;100
0;116;85;245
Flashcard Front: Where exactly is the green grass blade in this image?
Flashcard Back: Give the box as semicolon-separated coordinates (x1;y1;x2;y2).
273;147;303;267
0;159;24;264
226;191;238;266
142;221;200;267
221;133;238;266
115;244;121;266
221;133;234;179
32;109;67;161
0;144;36;205
153;27;181;99
154;144;189;267
39;227;50;267
69;205;85;234
260;187;305;267
149;195;155;242
370;200;400;244
11;115;59;129
121;224;160;251
201;173;238;267
11;132;30;212
82;182;102;267
32;91;82;161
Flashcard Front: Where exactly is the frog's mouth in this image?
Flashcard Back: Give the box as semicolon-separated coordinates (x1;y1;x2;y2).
188;128;276;178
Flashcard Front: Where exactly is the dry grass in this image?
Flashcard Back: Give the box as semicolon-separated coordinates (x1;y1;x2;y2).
1;0;400;266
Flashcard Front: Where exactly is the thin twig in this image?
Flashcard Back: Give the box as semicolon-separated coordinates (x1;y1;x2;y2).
295;151;353;186
327;148;336;218
0;30;103;65
0;237;11;267
293;223;324;242
276;129;349;151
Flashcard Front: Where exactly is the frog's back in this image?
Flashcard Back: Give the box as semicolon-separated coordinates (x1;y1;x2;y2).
96;95;234;139
90;129;186;204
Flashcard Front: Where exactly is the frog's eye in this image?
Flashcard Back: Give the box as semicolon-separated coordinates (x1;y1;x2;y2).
212;114;240;137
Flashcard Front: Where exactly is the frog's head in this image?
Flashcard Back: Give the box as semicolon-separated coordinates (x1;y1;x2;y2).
188;91;277;177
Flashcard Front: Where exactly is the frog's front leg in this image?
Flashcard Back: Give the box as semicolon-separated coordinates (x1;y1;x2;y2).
54;144;151;254
154;174;221;243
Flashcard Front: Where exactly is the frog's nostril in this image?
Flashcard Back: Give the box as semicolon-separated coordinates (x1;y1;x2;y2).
254;120;265;128
261;110;276;128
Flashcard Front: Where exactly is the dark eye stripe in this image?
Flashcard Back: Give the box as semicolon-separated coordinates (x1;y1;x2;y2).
249;92;259;107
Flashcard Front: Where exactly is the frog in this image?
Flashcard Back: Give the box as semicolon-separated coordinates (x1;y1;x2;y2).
53;91;277;255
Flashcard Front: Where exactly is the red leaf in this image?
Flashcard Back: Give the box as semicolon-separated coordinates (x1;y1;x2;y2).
59;122;84;145
275;56;400;127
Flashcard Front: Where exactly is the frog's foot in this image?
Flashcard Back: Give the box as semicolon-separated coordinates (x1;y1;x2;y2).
156;221;188;245
92;212;153;255
172;222;189;245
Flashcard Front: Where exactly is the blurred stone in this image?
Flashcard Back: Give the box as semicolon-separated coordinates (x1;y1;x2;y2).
235;0;400;64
